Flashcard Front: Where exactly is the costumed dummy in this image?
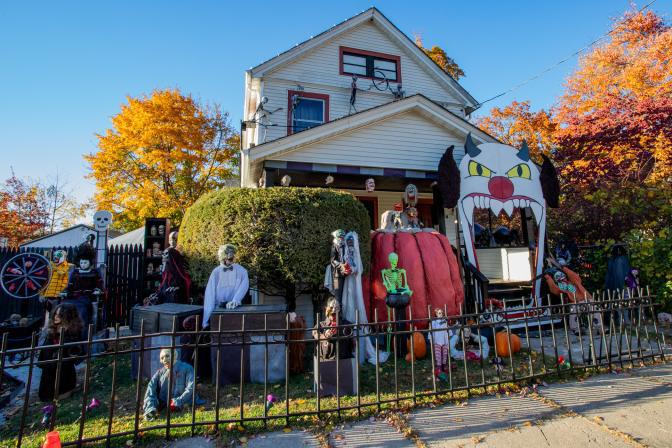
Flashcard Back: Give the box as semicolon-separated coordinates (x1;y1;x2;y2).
202;244;249;328
605;244;631;294
544;266;603;334
441;134;560;301
312;298;357;396
143;348;202;420
338;232;388;364
430;308;453;380
146;231;192;305
63;243;102;333
41;250;71;325
449;323;489;361
325;230;349;304
381;252;412;357
38;304;83;401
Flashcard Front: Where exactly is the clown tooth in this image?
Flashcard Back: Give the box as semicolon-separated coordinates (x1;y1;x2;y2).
485;197;491;208
524;199;531;208
461;197;475;226
530;202;543;224
490;199;503;216
502;200;514;217
513;199;520;208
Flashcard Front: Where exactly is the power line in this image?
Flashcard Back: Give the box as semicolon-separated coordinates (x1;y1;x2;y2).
476;0;659;108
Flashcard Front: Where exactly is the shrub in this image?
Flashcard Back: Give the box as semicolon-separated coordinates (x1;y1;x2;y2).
180;187;371;310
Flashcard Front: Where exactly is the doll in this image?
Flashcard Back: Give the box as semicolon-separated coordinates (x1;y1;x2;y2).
430;308;453;378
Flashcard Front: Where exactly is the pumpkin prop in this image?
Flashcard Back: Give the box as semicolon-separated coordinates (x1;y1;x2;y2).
495;331;521;357
367;231;464;329
404;329;427;361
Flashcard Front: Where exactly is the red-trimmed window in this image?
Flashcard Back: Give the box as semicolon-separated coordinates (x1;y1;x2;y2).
339;46;401;82
287;91;329;135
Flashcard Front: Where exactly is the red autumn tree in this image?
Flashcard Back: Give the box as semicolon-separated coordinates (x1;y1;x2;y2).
0;175;48;246
553;9;672;240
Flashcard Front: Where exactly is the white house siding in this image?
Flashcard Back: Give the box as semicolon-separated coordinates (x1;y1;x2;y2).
340;189;433;220
21;225;95;249
259;21;464;143
268;110;467;171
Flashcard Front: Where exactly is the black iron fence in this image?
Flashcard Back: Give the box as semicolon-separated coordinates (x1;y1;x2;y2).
1;293;670;447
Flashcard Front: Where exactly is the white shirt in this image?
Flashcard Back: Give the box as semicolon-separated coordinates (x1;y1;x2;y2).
202;264;249;327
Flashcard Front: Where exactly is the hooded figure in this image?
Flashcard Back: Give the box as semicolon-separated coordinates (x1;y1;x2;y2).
339;232;388;365
159;231;192;303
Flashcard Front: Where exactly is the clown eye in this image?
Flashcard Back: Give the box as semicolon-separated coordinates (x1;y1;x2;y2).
468;161;493;178
506;163;531;179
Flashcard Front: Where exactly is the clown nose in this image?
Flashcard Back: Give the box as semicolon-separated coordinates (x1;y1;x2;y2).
488;176;514;200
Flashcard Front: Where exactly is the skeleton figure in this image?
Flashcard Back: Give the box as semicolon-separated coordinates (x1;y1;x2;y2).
381;252;413;355
202;244;249;327
381;253;412;298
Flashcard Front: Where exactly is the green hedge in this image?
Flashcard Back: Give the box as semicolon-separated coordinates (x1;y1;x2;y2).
180;187;371;304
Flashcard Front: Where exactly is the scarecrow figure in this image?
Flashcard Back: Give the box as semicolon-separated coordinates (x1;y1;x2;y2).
202;244;249;328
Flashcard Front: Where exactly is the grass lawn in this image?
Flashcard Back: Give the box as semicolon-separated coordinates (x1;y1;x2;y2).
1;342;571;447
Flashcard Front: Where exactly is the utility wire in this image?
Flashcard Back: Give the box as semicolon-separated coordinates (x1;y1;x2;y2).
476;0;659;107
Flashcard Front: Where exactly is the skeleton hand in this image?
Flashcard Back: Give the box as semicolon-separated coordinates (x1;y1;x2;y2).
225;300;241;310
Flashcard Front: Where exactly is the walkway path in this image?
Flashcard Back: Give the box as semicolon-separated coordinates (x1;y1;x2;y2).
170;362;672;447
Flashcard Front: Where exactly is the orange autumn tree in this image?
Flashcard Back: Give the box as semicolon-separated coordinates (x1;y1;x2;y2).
553;9;672;239
86;89;239;231
476;100;556;162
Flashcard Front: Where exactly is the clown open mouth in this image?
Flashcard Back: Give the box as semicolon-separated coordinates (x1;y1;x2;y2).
461;193;544;228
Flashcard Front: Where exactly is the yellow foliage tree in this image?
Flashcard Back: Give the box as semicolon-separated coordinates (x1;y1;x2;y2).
415;36;465;80
86;89;239;231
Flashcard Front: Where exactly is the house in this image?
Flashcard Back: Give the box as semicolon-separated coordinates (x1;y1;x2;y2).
239;8;536;312
20;224;103;249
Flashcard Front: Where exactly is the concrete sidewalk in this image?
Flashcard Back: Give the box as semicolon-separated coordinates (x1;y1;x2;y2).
171;362;672;447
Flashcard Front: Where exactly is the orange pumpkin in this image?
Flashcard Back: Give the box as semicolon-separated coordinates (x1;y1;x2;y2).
405;329;427;361
495;331;521;357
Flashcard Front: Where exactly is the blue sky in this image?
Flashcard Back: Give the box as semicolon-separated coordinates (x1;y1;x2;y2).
1;0;669;205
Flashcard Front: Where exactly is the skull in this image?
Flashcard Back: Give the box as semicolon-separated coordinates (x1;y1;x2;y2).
93;210;112;231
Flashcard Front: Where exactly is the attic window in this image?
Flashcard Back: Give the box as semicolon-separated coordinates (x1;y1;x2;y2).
287;90;330;135
339;46;401;82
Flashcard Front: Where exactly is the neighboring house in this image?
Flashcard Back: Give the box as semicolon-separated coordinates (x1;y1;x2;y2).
239;7;533;285
21;224;98;249
108;226;145;248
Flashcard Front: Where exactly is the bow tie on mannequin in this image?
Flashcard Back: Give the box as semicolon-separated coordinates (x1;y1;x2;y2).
222;265;234;272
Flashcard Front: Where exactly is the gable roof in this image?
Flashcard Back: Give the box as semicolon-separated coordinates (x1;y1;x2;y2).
248;94;497;163
249;7;478;109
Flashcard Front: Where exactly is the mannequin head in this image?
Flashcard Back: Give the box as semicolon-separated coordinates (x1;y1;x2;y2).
169;231;178;248
79;258;92;271
159;348;178;369
52;250;67;265
218;244;236;267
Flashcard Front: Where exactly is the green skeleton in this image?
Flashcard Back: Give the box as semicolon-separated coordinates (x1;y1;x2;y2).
381;253;413;296
381;252;412;352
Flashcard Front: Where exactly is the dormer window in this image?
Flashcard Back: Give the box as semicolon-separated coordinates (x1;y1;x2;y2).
339;46;401;82
287;90;330;135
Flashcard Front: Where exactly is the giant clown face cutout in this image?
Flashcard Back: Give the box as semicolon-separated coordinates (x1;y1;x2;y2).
439;134;559;299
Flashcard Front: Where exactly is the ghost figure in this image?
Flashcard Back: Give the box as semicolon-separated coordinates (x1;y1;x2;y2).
450;134;558;297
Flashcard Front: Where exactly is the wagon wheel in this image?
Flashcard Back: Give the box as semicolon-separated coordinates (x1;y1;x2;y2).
1;252;52;299
371;70;390;92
